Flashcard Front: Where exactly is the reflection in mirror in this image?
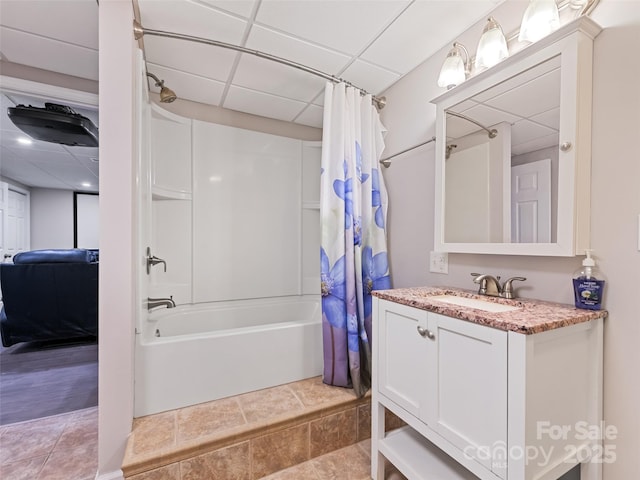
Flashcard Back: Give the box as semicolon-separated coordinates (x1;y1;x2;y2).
443;55;561;244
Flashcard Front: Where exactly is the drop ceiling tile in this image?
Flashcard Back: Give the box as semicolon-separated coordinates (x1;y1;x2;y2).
138;0;247;43
144;36;238;82
530;107;560;130
147;63;226;106
512;132;559;156
232;54;326;102
0;150;65;187
197;0;257;18
451;99;479;113
64;145;99;159
484;68;561;119
33;161;95;183
0;27;98;81
340;60;400;96
511;119;556;146
24;150;83;167
361;1;501;74
224;85;308;122
255;0;410;55
473;57;561;103
0;0;98;49
75;156;100;177
294;104;323;129
1;128;68;154
461;104;521;130
245;25;352;75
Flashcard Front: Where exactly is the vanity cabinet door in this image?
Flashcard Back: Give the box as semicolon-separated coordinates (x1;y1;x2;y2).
425;312;508;478
377;299;429;417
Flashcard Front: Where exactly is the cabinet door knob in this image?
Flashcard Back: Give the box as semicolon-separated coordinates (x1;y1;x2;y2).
560;141;572;152
417;326;436;340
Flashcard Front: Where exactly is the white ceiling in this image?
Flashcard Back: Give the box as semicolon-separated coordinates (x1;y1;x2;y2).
0;92;99;191
0;0;505;190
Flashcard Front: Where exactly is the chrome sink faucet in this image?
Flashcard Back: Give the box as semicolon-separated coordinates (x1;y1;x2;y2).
147;296;176;311
471;273;526;299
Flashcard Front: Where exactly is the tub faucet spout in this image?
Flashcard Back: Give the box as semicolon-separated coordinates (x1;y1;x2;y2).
147;296;176;311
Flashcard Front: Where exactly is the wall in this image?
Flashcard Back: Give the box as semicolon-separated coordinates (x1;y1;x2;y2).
97;1;136;478
30;188;74;249
0;60;98;95
192;121;305;303
379;1;640;478
157;95;321;141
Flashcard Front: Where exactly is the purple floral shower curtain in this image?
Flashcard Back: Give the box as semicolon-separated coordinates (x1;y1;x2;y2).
320;83;391;397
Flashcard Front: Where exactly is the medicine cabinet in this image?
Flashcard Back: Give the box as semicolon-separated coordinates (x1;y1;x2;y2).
432;16;602;256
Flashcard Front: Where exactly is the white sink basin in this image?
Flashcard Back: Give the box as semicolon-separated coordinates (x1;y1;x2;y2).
429;295;521;313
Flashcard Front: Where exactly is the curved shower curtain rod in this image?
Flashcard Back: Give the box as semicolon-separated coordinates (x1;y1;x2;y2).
446;111;498;139
379;112;497;167
133;20;387;110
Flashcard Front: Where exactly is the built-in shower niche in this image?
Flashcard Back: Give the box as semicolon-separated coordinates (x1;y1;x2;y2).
147;105;321;305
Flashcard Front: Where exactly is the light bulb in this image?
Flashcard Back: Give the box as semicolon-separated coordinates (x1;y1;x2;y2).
437;43;469;90
519;0;560;43
475;17;509;71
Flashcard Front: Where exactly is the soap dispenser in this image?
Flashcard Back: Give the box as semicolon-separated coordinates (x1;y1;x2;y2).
572;250;606;310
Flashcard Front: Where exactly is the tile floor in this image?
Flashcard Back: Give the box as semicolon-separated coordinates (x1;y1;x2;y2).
0;377;408;480
0;406;98;480
123;376;377;477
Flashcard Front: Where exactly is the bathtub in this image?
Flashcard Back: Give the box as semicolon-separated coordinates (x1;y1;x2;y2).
134;295;323;417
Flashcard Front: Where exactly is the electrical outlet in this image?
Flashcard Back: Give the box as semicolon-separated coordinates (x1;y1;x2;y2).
429;251;449;274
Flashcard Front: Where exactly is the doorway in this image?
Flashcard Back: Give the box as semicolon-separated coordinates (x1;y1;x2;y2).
0;84;99;426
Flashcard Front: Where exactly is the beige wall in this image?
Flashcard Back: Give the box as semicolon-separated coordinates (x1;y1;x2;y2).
379;1;640;478
155;94;321;141
0;60;98;94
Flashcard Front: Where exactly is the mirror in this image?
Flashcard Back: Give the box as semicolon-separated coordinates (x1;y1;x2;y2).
444;55;561;244
432;17;600;256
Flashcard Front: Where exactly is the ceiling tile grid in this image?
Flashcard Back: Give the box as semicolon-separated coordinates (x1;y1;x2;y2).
0;0;513;189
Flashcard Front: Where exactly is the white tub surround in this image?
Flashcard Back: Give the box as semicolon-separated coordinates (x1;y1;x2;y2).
137;106;323;417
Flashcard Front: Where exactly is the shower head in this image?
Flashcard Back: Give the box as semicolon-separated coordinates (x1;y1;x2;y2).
146;72;177;103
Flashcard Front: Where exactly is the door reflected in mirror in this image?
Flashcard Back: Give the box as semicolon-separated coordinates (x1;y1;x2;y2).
443;55;561;244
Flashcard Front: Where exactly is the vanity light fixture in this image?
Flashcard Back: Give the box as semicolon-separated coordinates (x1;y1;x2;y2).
437;42;471;90
475;17;509;71
518;0;560;43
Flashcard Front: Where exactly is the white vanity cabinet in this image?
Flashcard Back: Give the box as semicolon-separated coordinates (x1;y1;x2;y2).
372;295;604;480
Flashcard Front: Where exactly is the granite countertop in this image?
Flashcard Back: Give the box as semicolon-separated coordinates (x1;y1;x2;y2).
372;286;607;335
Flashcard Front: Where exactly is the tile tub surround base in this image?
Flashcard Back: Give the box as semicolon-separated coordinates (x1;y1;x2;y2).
122;377;405;479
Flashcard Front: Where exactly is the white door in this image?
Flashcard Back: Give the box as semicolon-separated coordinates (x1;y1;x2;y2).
511;159;551;243
4;185;30;262
424;312;508;478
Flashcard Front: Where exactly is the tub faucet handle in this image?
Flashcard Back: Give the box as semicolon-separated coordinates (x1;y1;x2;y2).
146;247;167;274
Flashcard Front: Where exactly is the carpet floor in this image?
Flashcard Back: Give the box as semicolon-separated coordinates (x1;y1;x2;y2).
0;337;98;425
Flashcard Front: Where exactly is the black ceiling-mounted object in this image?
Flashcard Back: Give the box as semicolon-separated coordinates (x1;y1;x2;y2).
7;103;99;147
